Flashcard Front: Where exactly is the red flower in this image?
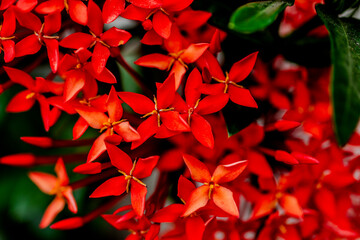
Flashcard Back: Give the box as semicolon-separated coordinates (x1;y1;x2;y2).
0;8;16;62
90;143;159;216
182;154;247;217
29;158;77;228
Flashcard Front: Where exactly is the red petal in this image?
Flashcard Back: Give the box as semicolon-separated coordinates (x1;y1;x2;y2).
314;188;336;219
21;136;53;148
62;187;78;213
113;122;140;142
151;204;185;222
107;86;123;121
35;0;63;14
274;120;301;131
118;92;154;114
15;34;42;57
130;181;147;216
75;108;107;129
73;117;88;140
181;43;209;64
87;132;108;162
228;86;258;108
120;4;150;21
291;152;319;164
6;90;36;112
141;30;163;45
50;217;84;230
182;185;209;216
38;95;51;131
191;114;214;149
64;70;86;101
185;68;202;106
3;40;15;63
15;10;41;31
55;158;69;185
269;91;291;110
213;186;239;217
182;154;211;183
169;61;187;90
105;142;133;172
87;0;103;36
212;160;247;184
44;12;61;35
134;53;172;70
15;0;37;11
153;11;172;39
60;32;94;49
275;150;299;165
131;115;158;149
28;171;57;194
185;216;205;240
73;162;102;174
247;151;273;178
91;66;117;84
178;175;196;203
279;194;303;218
102;0;125;23
102;27;131;46
1;8;16;37
39;196;65;228
43;39;59;73
0;153;35;166
90;176;127;197
160;111;190;131
133;156;159;178
157;74;176;108
68;0;88;25
128;0;161;8
92;42;110;74
196;94;229;115
228;52;258;82
201;83;224;95
163;0;193;12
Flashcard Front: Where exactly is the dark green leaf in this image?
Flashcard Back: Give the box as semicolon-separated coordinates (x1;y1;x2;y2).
317;5;360;145
324;0;360;13
228;0;294;34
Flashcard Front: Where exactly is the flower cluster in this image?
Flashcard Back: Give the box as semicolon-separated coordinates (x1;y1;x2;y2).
1;0;360;239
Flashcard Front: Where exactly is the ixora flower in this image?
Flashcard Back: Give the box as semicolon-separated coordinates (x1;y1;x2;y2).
28;158;77;228
90;143;159;217
182;154;247;217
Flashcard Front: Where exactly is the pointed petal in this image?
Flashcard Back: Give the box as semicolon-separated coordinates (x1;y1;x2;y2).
182;154;211;183
196;94;229;115
15;34;42;57
4;67;35;89
15;11;41;31
39;197;65;228
55;158;69;185
90;66;117;84
113;122;140;142
73;117;88;140
128;0;161;8
90;176;127;197
212;160;248;184
2;8;16;36
213;186;239;217
6;90;36;112
75;108;107;129
92;42;110;74
181;43;209;63
64;70;86;101
120;4;150;21
185;216;205;240
102;0;125;23
178;175;196;203
141;29;163;45
151;204;185;222
28;171;57;194
228;52;258;82
182;185;209;216
102;27;131;46
50;217;84;230
3;40;15;63
131;115;158;149
62;187;78;213
35;0;63;14
153;11;172;39
0;153;36;166
105;142;133;172
251;195;276;219
228;86;257;108
130;181;147;216
44;12;61;35
43;39;59;73
133;156;159;178
185;68;202;106
247;151;273;178
117;92;154;114
191;114;214;149
107;86;123;121
87;0;103;36
160;111;190;131
87;132;108;162
314;187;336;219
275;150;299;165
163;0;193;11
134;53;172;70
279;194;303;218
200;83;224;95
157;74;176;108
68;0;88;25
38;95;51;131
60;32;94;49
169;61;187;90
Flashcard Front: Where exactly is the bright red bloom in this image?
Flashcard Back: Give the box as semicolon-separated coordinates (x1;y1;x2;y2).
15;11;61;73
201;52;258;108
29;158;77;228
0;8;16;62
90;143;159;216
182;154;247;217
60;0;131;74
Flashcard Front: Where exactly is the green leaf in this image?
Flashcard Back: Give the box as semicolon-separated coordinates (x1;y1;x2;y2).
317;5;360;145
324;0;360;13
228;0;294;34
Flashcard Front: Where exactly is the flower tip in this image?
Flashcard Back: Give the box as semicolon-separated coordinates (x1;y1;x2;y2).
20;136;53;148
50;217;84;230
0;153;36;166
73;162;102;174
